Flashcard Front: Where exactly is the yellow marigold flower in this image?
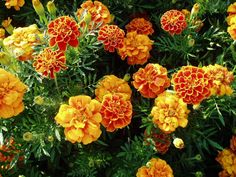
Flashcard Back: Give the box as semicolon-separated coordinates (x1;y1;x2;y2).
230;135;236;152
76;0;111;30
3;24;42;61
173;137;184;149
118;31;153;65
216;149;236;176
0;69;27;119
125;18;154;35
136;158;174;177
226;14;236;26
132;63;170;98
203;64;234;96
55;95;102;145
2;17;14;34
151;91;190;133
227;2;236;16
5;0;25;11
228;24;236;40
0;28;5;39
95;75;132;102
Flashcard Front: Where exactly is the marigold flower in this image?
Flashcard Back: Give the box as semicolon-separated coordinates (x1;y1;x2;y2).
0;69;27;119
48;16;80;51
125;18;154;35
2;17;14;34
172;66;213;105
160;9;187;35
144;129;171;154
55;95;102;145
97;25;125;52
118;31;153;65
173;137;184;149
3;24;42;61
100;93;132;132
151;91;190;133
33;48;67;79
203;64;234;96
227;24;236;40
227;2;236;16
136;158;174;177
226;15;236;26
219;170;230;177
0;28;5;39
5;0;25;11
230;136;236;152
216;149;236;176
95;75;132;102
76;0;111;29
132;63;170;98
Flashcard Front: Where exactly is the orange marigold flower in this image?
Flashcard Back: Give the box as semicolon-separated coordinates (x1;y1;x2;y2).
228;2;236;16
97;25;125;52
151;91;190;134
230;136;236;152
76;0;111;29
0;69;27;119
125;18;154;35
144;129;171;154
216;149;236;176
227;24;236;40
136;158;174;177
95;75;132;102
48;16;80;51
5;0;25;11
226;14;236;26
55;95;102;145
161;9;187;35
100;93;132;132
33;48;67;79
132;63;170;98
118;31;153;65
203;64;234;96
172;66;213;105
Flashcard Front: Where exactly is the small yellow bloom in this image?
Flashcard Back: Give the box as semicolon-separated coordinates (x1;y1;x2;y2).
23;132;33;141
2;17;14;34
191;3;200;16
5;0;25;11
173;138;184;149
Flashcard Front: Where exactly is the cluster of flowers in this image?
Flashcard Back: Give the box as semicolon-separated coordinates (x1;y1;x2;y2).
216;135;236;177
227;2;236;40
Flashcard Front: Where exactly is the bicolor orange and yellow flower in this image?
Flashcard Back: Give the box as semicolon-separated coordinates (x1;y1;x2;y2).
125;18;154;35
5;0;25;11
0;69;27;119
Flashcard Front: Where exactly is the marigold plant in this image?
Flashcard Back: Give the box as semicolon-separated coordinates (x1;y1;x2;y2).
33;48;67;79
5;0;25;11
160;9;187;35
132;63;170;98
48;16;80;51
118;31;153;65
54;95;102;145
151;91;190;133
125;18;154;35
136;158;174;177
172;66;213;105
0;69;27;119
95;75;132;102
97;24;125;52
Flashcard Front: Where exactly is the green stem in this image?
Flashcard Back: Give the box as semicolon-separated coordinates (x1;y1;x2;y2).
54;75;60;94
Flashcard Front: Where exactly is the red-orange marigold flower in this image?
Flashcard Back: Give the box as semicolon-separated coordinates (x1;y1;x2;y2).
230;136;236;152
172;66;213;105
76;0;111;29
125;18;154;35
100;93;132;132
48;16;80;51
97;25;125;52
95;75;132;102
118;31;153;65
33;48;67;79
161;9;187;35
136;158;174;177
132;63;170;98
228;2;236;16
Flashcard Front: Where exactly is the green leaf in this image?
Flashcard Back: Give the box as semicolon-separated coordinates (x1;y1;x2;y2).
55;129;61;141
207;139;223;150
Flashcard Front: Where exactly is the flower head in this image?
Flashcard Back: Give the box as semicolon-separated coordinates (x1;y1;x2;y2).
151;91;190;133
55;95;102;145
227;24;236;40
100;93;132;132
172;66;213;105
33;48;67;79
76;0;111;29
227;2;236;16
161;9;187;35
203;64;234;96
0;28;5;39
173;137;184;149
230;136;236;152
48;16;80;51
0;69;27;119
95;75;132;102
5;0;25;11
136;158;174;177
97;25;125;52
118;31;153;65
125;18;154;35
3;24;42;61
132;63;170;98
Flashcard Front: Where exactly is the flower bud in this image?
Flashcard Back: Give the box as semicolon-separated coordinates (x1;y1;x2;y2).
191;3;200;16
23;132;33;141
173;138;184;149
84;11;92;25
32;0;47;24
47;135;54;142
46;1;57;17
34;96;44;105
123;73;131;82
194;154;202;161
2;17;13;34
195;171;203;177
